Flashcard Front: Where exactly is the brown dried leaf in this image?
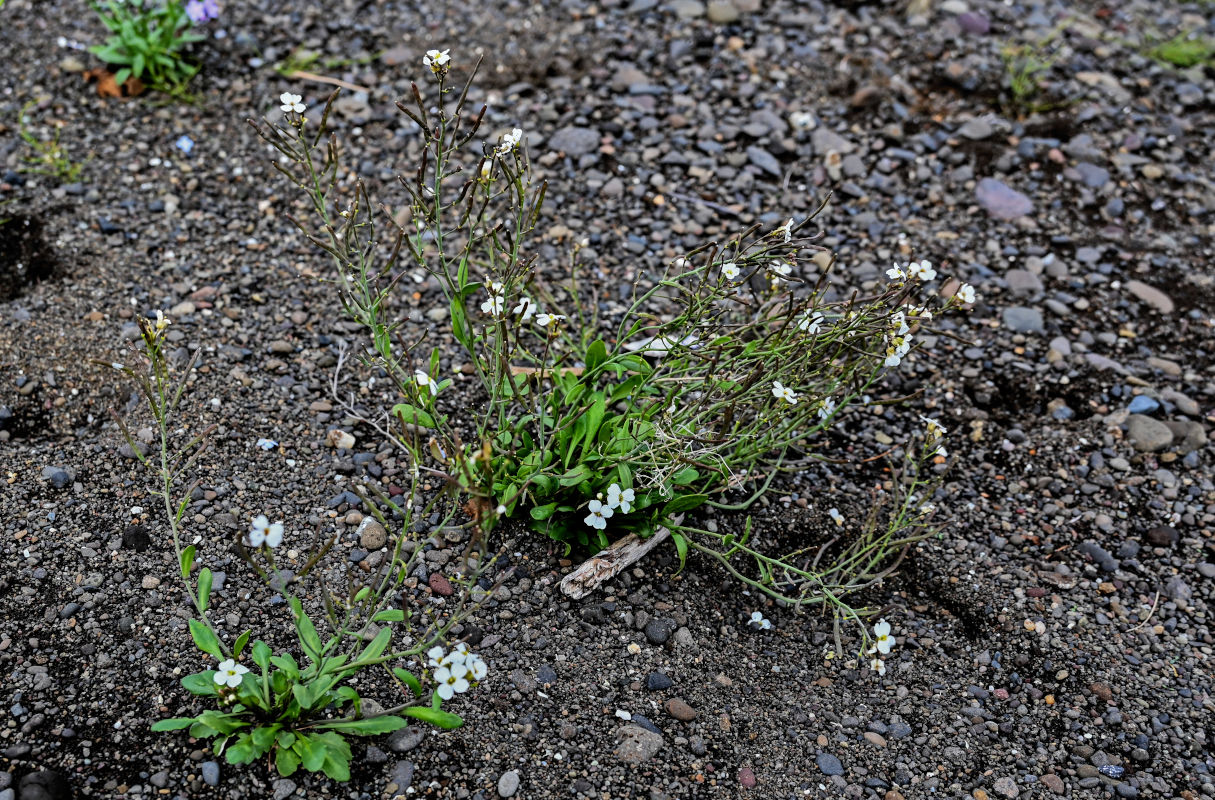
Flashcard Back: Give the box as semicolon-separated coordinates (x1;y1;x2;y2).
83;68;145;99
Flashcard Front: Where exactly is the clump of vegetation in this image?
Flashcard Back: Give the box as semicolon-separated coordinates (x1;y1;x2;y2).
253;51;976;654
18;100;87;182
87;0;218;97
999;21;1070;115
1148;31;1215;68
108;310;495;780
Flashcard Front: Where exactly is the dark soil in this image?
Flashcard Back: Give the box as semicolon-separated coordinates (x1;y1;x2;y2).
2;0;1214;799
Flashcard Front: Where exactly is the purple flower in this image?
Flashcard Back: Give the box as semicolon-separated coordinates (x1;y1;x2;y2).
185;0;218;23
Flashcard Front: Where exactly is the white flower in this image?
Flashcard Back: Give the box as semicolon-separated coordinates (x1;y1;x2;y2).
817;398;836;422
956;283;976;304
920;415;946;440
584;499;614;530
279;92;305;114
479;160;492;181
154;310;171;332
749;611;772;630
884;351;903;368
798;311;823;334
480;294;505;316
772;381;799;405
886;264;906;282
426;645;446;669
828;507;845;526
415;370;438;396
891;311;909;336
247;514;284;548
466;654;488;681
934;443;948;457
496;127;523;155
513;297;537;323
873;619;894;654
423;49;451;72
869;657;886;676
444;642;471;666
213;659;249;688
535;312;566;331
489;280;505;294
434;663;469;700
782;218;794;243
606;484;635;514
721;262;741;281
907;259;936;281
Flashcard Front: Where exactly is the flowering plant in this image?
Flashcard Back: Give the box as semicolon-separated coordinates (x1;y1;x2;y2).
103;315;493;780
88;0;215;95
254;52;976;646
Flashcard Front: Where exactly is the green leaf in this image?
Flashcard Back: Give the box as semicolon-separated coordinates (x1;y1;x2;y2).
233;630;251;659
558;464;592;487
450;296;472;351
372;609;405;623
585;339;608;373
289;597;323;663
151;717;196;732
391;403;436;429
671;532;689;573
180;545;195;580
315;732;352;781
393;667;424;697
292;732;326;772
197;567;213;612
189;710;248;737
182;671;220;696
225;732;260;765
252;725;281;750
579;393;606;459
672;467;699;486
356;627;392;666
662;494;709;515
275;746;300;777
402;706;464;730
529;502;558;521
270;652;300;679
251;640;272;671
315;715;408;735
114;67;132;85
277;731;296;750
189;619;223;659
132;52;145;79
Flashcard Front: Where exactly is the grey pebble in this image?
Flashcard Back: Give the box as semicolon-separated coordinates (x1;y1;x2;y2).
387;725;425;753
816;753;844;775
201;761;220;787
497;769;520;798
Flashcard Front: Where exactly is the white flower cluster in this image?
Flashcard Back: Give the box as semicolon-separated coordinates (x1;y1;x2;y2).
884;311;913;368
496;127;523;156
427;643;488;700
749;611;772;631
584;483;635;530
480;280;567;333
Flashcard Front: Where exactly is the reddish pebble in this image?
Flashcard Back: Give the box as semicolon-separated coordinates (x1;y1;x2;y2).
739;767;757;788
428;573;453;596
994;688;1009;699
1026;587;1046;597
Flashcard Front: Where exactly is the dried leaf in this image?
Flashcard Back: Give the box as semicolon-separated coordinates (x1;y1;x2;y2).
83;68;145;99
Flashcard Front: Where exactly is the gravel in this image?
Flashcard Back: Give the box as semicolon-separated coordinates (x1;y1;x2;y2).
1;0;1212;797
